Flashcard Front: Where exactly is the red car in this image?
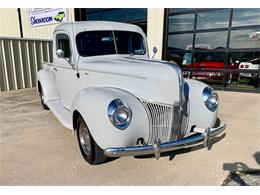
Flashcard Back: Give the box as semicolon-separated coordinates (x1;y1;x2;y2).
182;53;238;85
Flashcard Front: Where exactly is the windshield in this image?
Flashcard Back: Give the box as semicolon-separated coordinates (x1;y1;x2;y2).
76;30;146;57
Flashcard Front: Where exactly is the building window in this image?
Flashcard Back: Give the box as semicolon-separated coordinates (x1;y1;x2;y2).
85;8;147;23
195;31;228;49
75;8;147;34
196;9;230;30
230;28;260;49
168;14;195;32
232;8;260;27
164;8;260;92
168;8;197;14
167;33;193;50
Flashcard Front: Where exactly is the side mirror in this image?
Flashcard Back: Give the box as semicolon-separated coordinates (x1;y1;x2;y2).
152;47;158;59
153;46;158;54
56;49;65;58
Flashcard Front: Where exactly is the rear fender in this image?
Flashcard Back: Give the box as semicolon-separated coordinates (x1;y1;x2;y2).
37;69;59;103
71;87;150;150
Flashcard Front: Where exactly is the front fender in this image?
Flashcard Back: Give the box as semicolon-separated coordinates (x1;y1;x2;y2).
184;79;218;135
37;69;59;103
71;87;150;149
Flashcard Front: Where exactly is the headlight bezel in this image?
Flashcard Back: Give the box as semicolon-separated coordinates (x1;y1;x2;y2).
107;99;132;130
202;87;219;112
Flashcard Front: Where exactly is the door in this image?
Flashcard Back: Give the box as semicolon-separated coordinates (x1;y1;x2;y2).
54;32;77;110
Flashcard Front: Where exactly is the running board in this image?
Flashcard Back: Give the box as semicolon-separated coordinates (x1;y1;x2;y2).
46;100;73;130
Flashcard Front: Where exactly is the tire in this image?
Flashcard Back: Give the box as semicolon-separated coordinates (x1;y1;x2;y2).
39;85;49;110
76;116;107;165
252;77;260;88
225;73;233;85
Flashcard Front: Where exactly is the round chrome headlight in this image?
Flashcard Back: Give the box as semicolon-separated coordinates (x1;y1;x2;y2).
107;99;132;130
202;87;219;112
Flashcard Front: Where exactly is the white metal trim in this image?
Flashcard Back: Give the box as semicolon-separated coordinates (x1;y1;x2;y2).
10;40;18;90
40;41;44;67
33;41;38;77
46;41;50;63
18;41;25;89
26;41;33;88
1;39;9;91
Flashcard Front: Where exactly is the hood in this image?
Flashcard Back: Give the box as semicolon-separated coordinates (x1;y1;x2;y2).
77;55;182;105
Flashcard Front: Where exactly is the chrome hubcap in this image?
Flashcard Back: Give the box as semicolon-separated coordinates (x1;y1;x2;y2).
40;91;45;103
41;93;44;102
79;123;91;156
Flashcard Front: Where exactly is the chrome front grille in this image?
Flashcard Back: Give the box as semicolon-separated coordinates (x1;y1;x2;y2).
142;101;176;144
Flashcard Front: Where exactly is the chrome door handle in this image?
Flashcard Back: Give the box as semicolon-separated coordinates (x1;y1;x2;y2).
53;67;58;71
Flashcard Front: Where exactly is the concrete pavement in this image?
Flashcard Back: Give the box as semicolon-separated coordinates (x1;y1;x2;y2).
0;88;259;185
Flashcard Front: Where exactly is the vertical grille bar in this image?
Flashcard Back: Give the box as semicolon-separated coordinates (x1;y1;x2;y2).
142;101;176;144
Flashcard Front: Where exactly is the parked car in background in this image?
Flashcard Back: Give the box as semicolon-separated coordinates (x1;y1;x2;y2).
182;52;238;85
238;57;260;78
37;21;226;165
237;57;260;87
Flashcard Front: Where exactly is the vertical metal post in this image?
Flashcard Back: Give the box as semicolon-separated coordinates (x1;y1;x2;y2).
222;8;233;88
33;41;38;75
46;41;50;63
33;41;38;87
9;40;18;90
18;41;25;88
26;41;32;87
17;8;23;38
40;41;44;66
162;8;168;61
190;12;198;78
1;39;9;91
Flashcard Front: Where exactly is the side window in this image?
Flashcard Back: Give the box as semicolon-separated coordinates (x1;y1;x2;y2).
56;34;71;58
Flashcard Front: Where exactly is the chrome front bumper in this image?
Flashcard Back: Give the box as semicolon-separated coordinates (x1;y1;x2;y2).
104;123;226;159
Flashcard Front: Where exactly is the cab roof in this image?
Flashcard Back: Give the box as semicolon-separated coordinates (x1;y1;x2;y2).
54;21;144;36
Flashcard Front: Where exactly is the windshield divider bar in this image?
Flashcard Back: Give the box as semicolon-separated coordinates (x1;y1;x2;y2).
112;31;118;54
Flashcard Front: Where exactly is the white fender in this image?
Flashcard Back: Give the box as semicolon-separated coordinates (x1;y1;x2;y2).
37;69;59;103
71;87;150;149
184;79;218;133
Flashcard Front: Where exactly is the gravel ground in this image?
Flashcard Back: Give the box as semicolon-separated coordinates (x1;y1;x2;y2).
222;172;260;186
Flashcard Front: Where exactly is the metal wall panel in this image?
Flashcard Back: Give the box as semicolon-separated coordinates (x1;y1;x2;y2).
0;37;52;91
0;8;20;37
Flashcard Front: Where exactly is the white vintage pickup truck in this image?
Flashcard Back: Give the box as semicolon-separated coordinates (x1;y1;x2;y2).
37;21;226;165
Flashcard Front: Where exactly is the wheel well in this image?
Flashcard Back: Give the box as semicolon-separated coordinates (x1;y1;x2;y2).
37;81;42;93
73;110;81;131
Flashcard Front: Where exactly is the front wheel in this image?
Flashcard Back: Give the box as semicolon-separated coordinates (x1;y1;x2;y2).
76;116;107;165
